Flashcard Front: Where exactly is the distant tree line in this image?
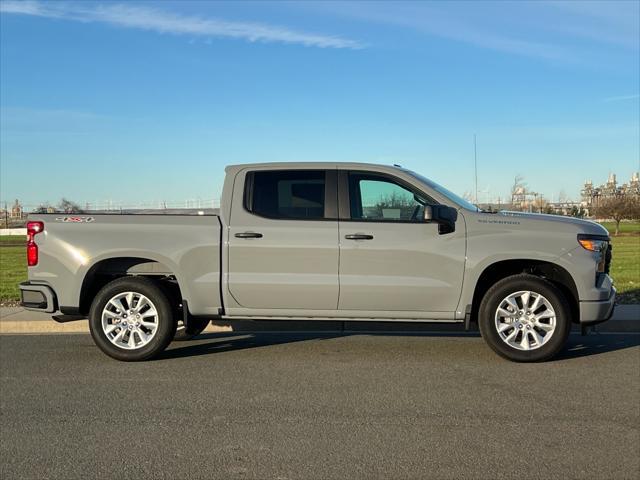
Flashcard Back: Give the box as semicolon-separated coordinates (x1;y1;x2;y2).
32;198;84;214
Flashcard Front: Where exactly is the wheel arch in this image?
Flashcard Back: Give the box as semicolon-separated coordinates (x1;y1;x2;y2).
469;259;579;325
78;257;182;315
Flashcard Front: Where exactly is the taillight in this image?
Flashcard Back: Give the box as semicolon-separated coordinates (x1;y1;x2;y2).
26;221;44;267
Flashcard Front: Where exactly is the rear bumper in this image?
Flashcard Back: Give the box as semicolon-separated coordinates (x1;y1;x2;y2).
579;286;616;325
19;281;58;313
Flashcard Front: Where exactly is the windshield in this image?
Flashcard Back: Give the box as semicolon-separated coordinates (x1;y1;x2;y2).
404;169;479;212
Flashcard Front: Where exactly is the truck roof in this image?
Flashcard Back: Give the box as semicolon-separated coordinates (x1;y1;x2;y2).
225;162;404;175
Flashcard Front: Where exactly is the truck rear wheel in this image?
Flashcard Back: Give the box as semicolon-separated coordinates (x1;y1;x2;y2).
88;277;176;361
478;274;571;362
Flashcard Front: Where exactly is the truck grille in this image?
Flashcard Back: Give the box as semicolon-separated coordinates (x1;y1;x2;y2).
604;243;612;274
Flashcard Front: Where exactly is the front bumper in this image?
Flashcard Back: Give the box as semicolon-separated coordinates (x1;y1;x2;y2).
19;281;57;313
579;285;616;325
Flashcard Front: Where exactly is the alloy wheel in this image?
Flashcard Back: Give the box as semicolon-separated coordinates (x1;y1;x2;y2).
101;291;159;350
494;290;557;351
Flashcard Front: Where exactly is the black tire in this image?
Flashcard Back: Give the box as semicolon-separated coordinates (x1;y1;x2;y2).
478;274;571;362
173;318;210;341
88;277;176;361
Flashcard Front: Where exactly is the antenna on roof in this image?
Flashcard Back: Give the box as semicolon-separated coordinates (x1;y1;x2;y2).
393;163;403;168
474;134;478;205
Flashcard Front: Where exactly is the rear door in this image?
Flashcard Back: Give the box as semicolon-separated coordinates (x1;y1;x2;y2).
337;171;466;317
227;168;340;311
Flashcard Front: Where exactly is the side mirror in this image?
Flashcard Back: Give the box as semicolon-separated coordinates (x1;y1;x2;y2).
424;205;458;234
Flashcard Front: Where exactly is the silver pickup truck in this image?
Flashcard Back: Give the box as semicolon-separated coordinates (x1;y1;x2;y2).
20;162;615;362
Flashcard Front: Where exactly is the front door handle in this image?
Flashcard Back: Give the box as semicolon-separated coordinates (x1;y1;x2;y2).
345;234;374;240
235;232;263;239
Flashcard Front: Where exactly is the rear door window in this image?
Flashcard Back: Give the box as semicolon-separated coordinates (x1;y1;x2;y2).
247;170;326;220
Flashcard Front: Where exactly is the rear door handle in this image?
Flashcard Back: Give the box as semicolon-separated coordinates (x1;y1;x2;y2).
345;234;374;240
235;232;263;239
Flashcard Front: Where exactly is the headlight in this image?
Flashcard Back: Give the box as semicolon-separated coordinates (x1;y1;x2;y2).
577;234;609;273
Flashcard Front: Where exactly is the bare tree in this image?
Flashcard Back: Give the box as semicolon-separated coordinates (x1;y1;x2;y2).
511;175;526;194
594;196;640;236
58;198;84;214
569;205;586;218
510;175;527;210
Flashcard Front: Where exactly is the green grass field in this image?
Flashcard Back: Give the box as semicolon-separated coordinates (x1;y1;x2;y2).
599;221;640;235
0;223;638;304
0;235;25;244
605;223;640;304
0;245;26;303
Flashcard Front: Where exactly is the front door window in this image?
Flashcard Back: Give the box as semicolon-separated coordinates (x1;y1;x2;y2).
349;173;428;222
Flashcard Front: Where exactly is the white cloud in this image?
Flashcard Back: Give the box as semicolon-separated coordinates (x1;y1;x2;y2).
603;94;640;102
545;1;640;50
291;2;568;61
0;106;111;134
0;1;363;49
293;1;638;62
0;0;44;15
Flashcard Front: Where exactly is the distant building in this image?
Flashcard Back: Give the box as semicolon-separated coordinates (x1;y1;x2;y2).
581;172;640;213
510;186;546;212
10;199;23;219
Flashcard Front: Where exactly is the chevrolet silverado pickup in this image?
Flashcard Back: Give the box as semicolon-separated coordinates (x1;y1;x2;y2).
20;163;615;362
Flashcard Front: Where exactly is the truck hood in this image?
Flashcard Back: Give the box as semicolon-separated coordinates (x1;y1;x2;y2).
495;211;609;236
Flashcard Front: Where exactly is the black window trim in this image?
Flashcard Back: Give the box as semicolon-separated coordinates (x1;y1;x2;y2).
338;170;438;223
243;169;339;221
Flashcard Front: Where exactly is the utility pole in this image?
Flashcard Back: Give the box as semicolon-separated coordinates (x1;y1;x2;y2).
474;134;478;205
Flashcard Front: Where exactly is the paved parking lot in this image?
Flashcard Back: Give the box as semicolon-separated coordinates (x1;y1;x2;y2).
1;332;639;479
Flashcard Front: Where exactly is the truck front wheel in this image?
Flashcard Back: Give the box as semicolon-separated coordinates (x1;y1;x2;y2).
478;274;571;362
88;277;176;361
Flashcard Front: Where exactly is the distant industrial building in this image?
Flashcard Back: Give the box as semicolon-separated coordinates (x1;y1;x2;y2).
581;172;640;210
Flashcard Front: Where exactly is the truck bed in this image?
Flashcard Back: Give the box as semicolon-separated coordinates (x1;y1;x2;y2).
25;213;223;317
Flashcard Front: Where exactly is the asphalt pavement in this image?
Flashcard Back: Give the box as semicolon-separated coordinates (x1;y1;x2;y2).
1;332;639;479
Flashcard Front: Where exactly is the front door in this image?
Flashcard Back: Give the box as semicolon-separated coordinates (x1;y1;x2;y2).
337;171;466;317
227;168;340;311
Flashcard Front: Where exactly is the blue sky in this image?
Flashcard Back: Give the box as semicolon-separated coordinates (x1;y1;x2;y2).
1;0;638;209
